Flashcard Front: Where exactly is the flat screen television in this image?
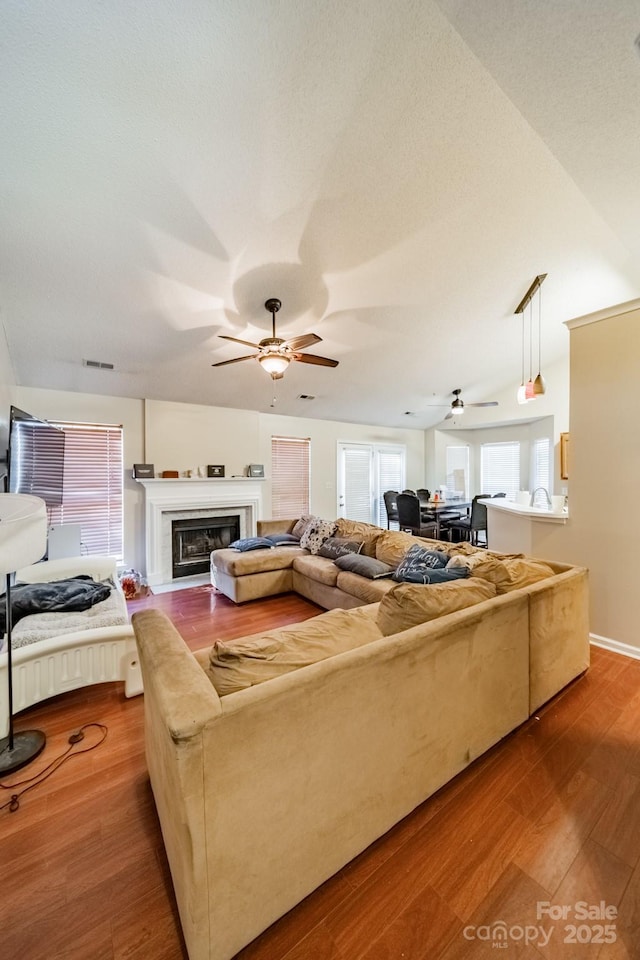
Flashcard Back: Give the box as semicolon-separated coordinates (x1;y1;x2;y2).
7;406;65;507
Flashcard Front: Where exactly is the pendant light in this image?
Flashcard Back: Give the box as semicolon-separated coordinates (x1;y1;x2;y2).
533;282;546;395
514;273;547;402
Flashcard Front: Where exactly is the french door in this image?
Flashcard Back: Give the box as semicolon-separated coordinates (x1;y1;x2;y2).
337;443;405;525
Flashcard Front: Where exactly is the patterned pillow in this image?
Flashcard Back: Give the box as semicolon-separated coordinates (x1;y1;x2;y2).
392;545;449;582
299;518;337;555
317;537;363;560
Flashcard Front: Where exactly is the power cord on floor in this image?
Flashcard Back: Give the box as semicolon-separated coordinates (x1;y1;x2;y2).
0;721;108;813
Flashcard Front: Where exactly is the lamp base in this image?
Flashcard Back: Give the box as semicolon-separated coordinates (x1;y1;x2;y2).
0;729;46;776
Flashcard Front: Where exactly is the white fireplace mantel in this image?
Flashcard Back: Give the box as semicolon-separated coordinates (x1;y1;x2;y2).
137;478;264;585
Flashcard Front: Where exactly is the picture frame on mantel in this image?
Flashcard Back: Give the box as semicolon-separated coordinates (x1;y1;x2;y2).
248;463;265;478
207;465;225;478
560;432;570;480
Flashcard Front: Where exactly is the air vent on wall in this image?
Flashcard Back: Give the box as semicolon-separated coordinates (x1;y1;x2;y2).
83;359;114;370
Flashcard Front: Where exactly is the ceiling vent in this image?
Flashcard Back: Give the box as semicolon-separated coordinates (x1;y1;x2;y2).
297;394;315;400
83;359;114;370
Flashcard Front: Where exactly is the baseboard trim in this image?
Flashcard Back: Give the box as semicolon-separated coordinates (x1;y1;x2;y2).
590;633;640;661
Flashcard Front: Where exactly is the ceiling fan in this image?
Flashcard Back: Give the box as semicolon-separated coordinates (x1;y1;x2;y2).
211;298;339;380
426;388;499;420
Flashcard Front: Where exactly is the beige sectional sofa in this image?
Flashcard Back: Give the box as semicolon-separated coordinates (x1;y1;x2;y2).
133;521;589;960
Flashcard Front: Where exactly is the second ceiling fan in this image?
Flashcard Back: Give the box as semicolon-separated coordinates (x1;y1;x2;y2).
426;388;499;420
212;298;339;380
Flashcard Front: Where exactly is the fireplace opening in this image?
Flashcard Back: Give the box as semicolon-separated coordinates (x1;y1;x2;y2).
172;515;240;578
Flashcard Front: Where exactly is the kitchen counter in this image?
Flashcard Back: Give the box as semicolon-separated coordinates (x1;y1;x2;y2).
480;498;569;559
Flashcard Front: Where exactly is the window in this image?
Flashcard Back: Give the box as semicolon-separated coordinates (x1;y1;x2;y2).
480;441;520;500
445;445;469;499
338;443;405;525
271;437;310;519
49;421;124;557
532;437;551;492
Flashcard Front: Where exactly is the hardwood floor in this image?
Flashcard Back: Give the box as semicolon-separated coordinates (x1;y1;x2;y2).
2;585;640;959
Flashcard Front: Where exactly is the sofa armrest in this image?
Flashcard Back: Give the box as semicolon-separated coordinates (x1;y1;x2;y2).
257;518;298;536
17;555;119;585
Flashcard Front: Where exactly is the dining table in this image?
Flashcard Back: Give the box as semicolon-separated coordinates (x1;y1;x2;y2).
419;499;471;539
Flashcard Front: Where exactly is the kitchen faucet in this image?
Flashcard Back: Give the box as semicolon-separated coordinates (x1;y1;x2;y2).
530;487;552;508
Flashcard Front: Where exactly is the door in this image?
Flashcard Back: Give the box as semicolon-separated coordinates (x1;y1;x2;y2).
337;443;406;524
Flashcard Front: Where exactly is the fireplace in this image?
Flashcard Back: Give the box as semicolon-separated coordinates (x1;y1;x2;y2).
136;477;264;586
172;515;240;578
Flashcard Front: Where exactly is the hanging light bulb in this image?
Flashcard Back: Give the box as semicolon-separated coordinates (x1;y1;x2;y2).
524;297;536;399
517;302;530;404
533;283;546;395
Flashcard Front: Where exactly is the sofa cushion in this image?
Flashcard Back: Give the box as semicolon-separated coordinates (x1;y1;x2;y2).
212;546;305;577
318;537;363;560
334;518;383;557
446;552;511;590
392;544;448;582
207;605;383;696
376;579;497;636
496;557;556;593
334;553;395;579
229;536;274;552
292;553;340;586
299;518;337;555
335;570;396;604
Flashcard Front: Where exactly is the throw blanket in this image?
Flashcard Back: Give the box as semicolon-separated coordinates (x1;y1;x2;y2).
0;576;112;634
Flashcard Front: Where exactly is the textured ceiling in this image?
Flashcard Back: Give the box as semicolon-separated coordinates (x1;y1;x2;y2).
2;0;639;428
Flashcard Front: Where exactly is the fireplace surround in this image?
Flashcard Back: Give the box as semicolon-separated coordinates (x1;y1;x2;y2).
137;478;264;586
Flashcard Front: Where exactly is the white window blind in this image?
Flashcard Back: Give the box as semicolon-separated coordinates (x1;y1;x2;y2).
271;437;310;519
445;445;469;499
532;437;551;492
376;446;405;526
480;441;520;501
50;421;124;557
343;446;373;523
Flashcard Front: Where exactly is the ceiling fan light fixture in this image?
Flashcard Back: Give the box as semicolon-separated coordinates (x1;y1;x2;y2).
451;397;464;414
258;352;290;376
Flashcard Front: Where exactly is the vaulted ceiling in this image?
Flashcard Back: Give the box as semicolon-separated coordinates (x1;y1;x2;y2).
2;1;640;428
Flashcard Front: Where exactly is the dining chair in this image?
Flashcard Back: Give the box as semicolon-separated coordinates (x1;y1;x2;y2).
445;494;489;546
396;493;437;538
382;490;400;529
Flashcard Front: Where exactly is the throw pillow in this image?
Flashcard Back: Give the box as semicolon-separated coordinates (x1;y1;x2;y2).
397;566;470;585
318;537;363;560
229;537;274;552
299;518;337;555
264;533;301;545
334;553;395;579
376;579;497;636
291;515;317;539
392;544;449;582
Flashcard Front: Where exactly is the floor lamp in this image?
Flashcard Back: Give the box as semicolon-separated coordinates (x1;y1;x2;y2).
0;493;48;776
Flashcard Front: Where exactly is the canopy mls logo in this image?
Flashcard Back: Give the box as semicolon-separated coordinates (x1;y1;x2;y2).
463;901;618;948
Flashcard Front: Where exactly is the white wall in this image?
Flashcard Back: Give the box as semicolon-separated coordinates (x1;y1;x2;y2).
11;390;425;573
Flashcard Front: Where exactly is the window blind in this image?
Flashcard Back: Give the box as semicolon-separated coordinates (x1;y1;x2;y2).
376;446;405;526
533;437;551;492
480;441;520;500
343;446;373;524
271;437;310;519
49;421;124;558
445;445;469;499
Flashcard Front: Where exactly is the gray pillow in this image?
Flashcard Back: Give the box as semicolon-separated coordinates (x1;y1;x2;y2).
396;566;470;585
334;553;395;579
264;533;301;545
318;537;363;560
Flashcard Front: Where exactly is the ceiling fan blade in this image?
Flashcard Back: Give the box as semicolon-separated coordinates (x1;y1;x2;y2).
285;333;322;351
219;334;261;349
211;354;258;367
443;410;454;420
293;353;339;367
468;401;499;407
